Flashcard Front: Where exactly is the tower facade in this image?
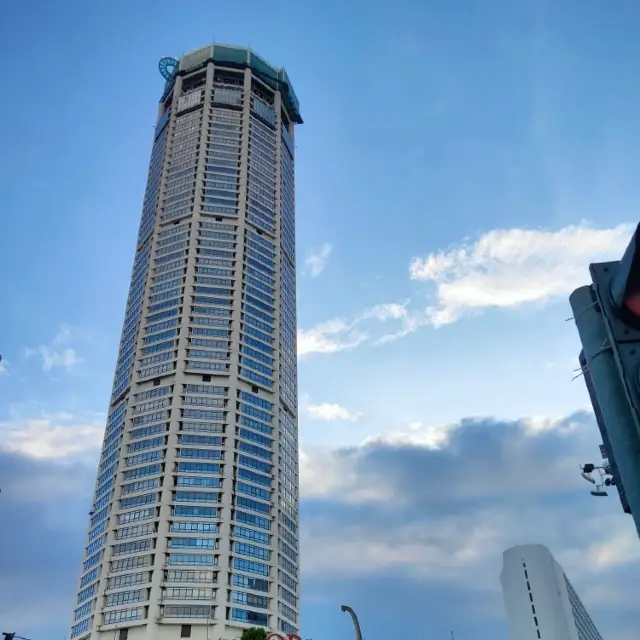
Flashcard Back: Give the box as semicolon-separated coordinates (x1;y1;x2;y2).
500;544;602;640
69;44;302;640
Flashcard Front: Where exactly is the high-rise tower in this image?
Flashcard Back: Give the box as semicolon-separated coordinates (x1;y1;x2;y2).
500;544;602;640
69;44;302;640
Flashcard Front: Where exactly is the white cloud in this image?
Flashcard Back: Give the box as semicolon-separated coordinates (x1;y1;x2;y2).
298;222;634;353
304;402;363;421
409;221;634;327
25;325;82;371
300;447;395;503
298;318;368;356
296;406;640;637
362;302;408;320
584;531;640;569
360;419;458;450
304;243;333;277
302;514;509;581
298;302;409;357
300;412;595;506
0;413;104;459
0;359;7;376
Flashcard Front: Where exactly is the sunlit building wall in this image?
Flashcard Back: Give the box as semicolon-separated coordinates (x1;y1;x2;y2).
501;544;602;640
68;43;302;640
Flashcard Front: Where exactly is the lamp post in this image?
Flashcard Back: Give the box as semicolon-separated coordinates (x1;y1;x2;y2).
340;605;363;640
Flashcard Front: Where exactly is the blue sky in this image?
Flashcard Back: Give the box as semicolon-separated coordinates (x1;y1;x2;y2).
1;0;640;638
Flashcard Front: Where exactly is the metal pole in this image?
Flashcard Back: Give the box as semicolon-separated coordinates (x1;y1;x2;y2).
340;605;363;640
570;286;640;537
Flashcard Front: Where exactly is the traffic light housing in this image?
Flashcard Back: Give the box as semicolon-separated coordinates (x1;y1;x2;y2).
610;222;640;322
590;228;640;422
570;222;640;535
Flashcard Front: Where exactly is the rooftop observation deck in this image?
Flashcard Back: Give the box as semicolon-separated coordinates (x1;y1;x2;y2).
160;43;302;124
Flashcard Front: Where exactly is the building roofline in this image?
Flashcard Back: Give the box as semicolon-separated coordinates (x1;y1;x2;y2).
159;44;303;124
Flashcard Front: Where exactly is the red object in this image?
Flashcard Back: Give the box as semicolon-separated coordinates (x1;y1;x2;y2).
624;292;640;317
267;634;301;640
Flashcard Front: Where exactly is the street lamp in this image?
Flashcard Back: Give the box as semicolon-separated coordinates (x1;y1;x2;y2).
340;605;363;640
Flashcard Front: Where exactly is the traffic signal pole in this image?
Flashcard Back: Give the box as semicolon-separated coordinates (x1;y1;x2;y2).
567;222;640;537
570;285;640;538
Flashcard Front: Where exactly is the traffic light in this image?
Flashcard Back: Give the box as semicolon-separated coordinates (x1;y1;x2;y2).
610;223;640;320
569;222;640;537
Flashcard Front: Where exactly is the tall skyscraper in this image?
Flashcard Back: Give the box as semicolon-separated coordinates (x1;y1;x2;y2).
69;44;302;640
500;544;602;640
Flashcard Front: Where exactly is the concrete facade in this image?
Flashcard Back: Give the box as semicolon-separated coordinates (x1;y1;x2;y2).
500;544;602;640
69;44;301;640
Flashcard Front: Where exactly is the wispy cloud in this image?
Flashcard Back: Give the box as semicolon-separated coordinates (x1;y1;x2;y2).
299;222;634;354
304;243;333;277
0;358;7;376
409;221;633;327
298;302;408;357
298;319;367;357
25;325;82;372
304;402;363;421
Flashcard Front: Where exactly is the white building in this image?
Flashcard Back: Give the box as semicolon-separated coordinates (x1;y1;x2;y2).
68;44;302;640
500;544;602;640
